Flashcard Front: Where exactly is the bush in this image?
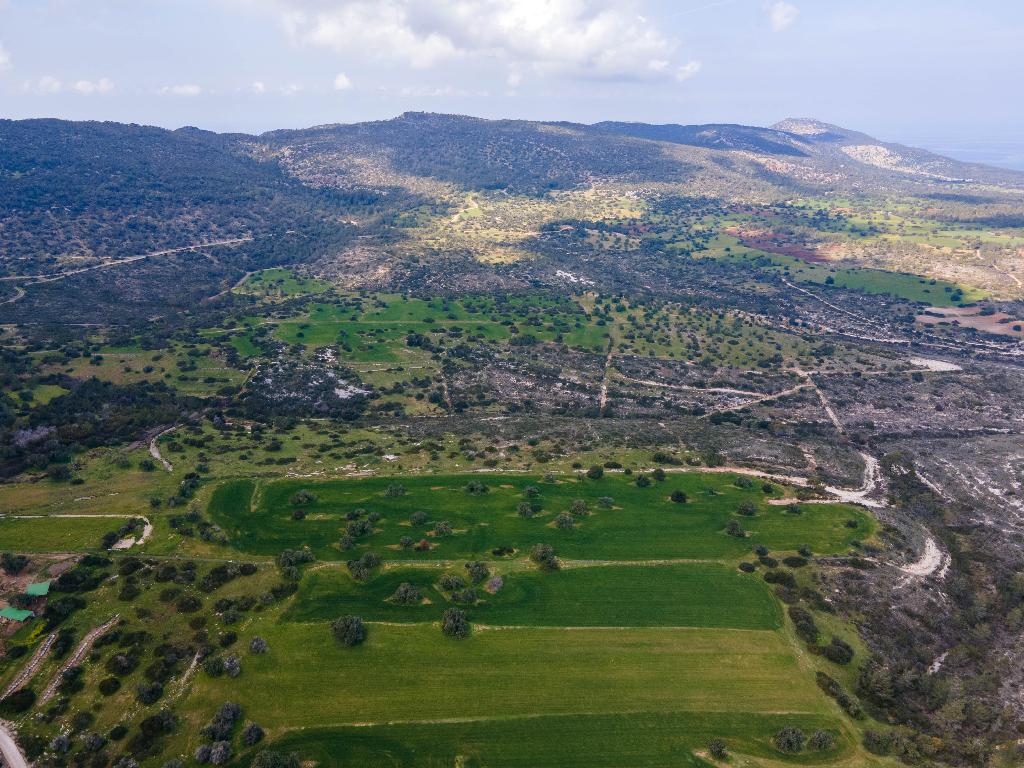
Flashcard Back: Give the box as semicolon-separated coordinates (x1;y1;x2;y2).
737;501;758;516
410;511;428;526
332;615;366;647
210;741;233;766
442;608;470;639
392;582;423;604
569;499;589;517
516;502;535;518
249;636;269;654
670;489;687;503
725;520;746;538
586;465;604;479
738;562;756;573
136;682;164;705
555;512;575;529
433;520;453;536
440;574;466;591
824;637;854;665
0;687;36;714
774;726;806;753
530;543;559;570
782;556;808;568
242;722;265;747
289;490;315;506
1;552;29;575
635;475;651;488
788;606;819;644
465;561;489;583
809;730;837;750
598;496;614;509
708;738;728;759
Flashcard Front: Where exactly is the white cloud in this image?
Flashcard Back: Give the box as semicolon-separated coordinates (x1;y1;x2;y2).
0;43;10;71
506;71;522;88
768;1;799;32
675;60;702;82
280;83;303;95
273;0;694;81
72;78;115;95
333;72;353;91
32;75;63;94
159;83;203;96
250;80;267;94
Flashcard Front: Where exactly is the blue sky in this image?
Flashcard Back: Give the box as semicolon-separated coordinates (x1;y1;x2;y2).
1;0;1022;166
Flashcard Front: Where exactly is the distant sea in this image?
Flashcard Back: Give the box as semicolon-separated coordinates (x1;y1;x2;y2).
896;136;1024;171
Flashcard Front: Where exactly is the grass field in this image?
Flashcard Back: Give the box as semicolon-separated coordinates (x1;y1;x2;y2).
0;515;120;551
210;473;871;562
283;562;782;629
192;622;830;725
257;711;853;768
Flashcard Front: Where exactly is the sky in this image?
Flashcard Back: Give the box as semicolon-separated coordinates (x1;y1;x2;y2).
1;0;1023;168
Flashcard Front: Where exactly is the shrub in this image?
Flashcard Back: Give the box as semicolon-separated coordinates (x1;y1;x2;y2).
530;543;559;570
0;687;36;714
737;501;758;516
410;511;428;526
384;483;406;497
598;496;614;509
210;741;233;766
433;521;453;536
670;489;687;503
725;520;746;538
135;682;164;705
738;562;756;573
464;480;489;495
635;475;651;488
569;499;589;517
517;502;535;518
465;561;489;583
331;615;366;647
249;636;269;654
442;608;470;639
242;722;265;747
774;726;806;753
788;606;819;644
399;535;413;548
708;739;728;759
195;745;212;764
555;512;575;529
586;465;604;479
223;655;241;677
782;556;808;568
289;490;315;506
392;582;423;604
824;637;854;665
809;730;837;750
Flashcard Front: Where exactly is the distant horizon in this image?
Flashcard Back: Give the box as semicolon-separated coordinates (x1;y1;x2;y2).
5;107;1024;173
3;1;1022;171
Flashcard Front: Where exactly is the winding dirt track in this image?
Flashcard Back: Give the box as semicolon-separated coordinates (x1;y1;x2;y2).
39;615;120;704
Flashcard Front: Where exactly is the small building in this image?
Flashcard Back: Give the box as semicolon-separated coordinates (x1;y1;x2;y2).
25;581;51;597
0;606;33;622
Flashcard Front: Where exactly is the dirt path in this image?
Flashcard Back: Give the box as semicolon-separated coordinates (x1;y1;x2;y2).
598;345;614;416
149;426;177;472
0;238;253;284
2;632;56;698
0;722;29;768
899;535;948;579
39;615;120;704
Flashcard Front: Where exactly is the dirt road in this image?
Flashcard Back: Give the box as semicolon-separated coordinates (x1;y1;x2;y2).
0;723;29;768
39;615;120;704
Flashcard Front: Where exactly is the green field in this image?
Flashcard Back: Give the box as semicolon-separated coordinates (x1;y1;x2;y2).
192;622;831;725
0;514;119;551
258;711;851;768
283;562;781;629
210;473;871;562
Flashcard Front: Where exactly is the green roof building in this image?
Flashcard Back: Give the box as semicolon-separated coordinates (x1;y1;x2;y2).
25;581;51;597
0;606;33;622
